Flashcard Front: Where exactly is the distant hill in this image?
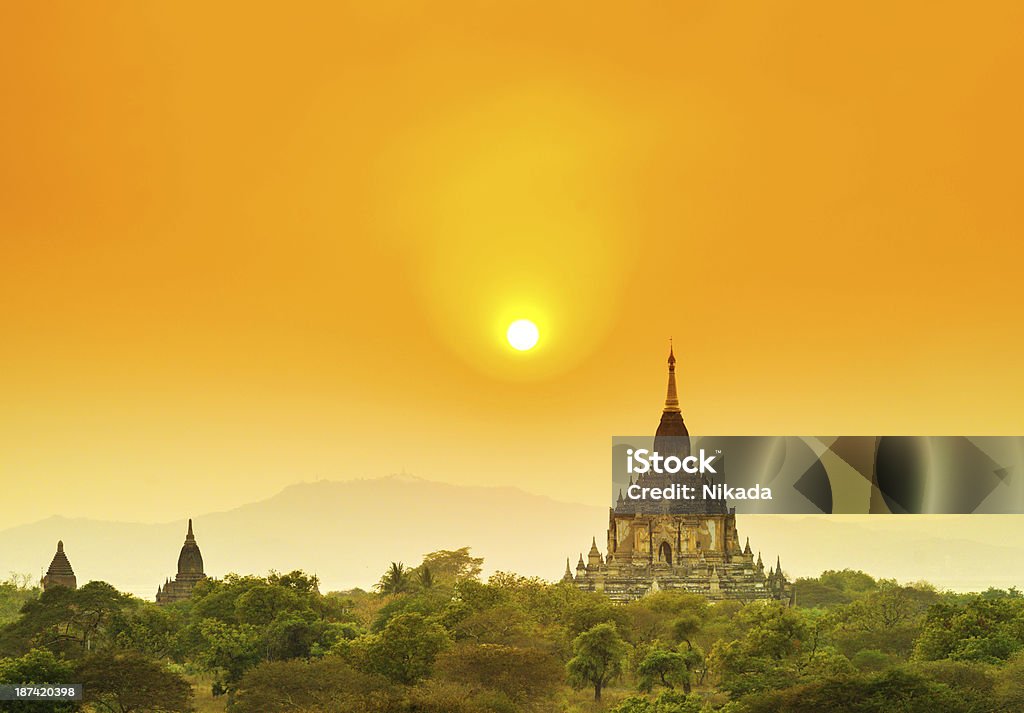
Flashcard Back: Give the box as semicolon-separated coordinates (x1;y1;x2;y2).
0;476;605;598
2;475;1023;598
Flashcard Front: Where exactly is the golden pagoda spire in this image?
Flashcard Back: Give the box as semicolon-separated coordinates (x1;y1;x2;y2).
664;339;680;413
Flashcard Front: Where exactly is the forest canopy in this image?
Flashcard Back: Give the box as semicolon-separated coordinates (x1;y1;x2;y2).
2;560;1024;712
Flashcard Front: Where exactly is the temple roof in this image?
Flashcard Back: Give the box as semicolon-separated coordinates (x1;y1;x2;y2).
176;518;205;577
653;344;689;458
614;344;728;516
46;540;75;577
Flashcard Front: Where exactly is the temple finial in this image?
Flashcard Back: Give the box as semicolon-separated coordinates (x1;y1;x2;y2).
187;518;194;539
57;540;64;553
664;341;680;413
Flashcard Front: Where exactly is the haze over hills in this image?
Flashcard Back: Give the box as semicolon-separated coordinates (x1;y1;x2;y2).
2;475;1023;598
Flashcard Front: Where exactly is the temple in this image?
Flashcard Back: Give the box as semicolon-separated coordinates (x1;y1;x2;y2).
565;346;792;603
41;540;77;591
156;518;207;605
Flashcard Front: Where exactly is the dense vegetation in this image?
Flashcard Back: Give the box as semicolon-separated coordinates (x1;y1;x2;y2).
2;554;1024;712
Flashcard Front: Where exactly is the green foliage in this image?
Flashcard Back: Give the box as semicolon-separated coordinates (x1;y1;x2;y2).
434;641;562;703
266;569;321;594
709;602;811;697
560;588;630;638
636;647;690;692
76;650;192;713
613;690;705;713
235;583;302;625
992;650;1024;710
376;562;412;595
191;618;262;685
850;648;896;672
909;659;997;711
372;588;452;631
828;582;939;658
174;569;352;692
793;570;878;609
914;595;1024;663
0;574;40;627
232;657;401;713
341;612;450;684
819;570;879;596
738;667;971;713
793;578;855;608
418;548;483;586
405;679;517;713
737;601;808;659
0;581;130;657
566;622;629;701
0;648;77;713
623;592;707;648
7;559;1024;712
374;549;483;598
110;600;183;659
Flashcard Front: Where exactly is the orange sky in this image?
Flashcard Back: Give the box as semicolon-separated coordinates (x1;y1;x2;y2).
2;2;1023;528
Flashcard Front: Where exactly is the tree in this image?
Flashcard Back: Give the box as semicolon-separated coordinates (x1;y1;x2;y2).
624;592;707;649
709;603;811;698
0;581;129;657
911;659;997;712
404;680;492;713
267;570;321;595
818;570;878;596
637;647;689;692
435;642;562;702
232;657;399;713
914;596;1024;663
738;668;971;713
76;650;192;713
828;582;938;658
376;563;411;595
343;612;450;684
0;648;77;713
0;574;40;627
793;578;854;608
111;602;183;659
190;618;262;690
418;548;483;586
994;650;1024;710
235;584;301;626
566;622;628;701
449;603;534;646
612;690;704;713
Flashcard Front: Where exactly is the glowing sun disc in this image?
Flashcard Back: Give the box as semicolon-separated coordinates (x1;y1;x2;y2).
506;319;539;351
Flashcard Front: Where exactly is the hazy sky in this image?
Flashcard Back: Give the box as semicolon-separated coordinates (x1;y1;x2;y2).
2;2;1023;528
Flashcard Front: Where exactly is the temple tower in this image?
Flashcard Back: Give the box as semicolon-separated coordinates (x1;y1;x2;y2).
41;540;77;591
566;346;792;603
156;518;208;605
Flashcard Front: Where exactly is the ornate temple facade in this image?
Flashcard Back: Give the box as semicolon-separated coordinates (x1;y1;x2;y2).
41;540;77;591
156;519;207;605
564;348;793;604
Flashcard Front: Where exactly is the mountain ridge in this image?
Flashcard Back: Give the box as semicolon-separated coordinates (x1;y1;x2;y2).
2;476;1023;598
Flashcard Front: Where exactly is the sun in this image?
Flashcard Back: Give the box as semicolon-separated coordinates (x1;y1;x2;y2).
506;319;540;351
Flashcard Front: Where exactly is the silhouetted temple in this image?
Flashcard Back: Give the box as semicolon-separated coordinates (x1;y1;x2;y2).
156;518;207;604
564;347;792;603
41;540;77;591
